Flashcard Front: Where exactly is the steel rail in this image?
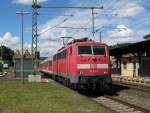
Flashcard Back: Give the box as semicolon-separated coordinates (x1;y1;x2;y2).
105;95;150;113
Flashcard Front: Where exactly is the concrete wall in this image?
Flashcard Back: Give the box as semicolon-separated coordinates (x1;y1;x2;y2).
121;58;139;77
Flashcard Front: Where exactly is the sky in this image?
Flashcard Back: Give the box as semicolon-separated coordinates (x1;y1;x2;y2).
0;0;150;56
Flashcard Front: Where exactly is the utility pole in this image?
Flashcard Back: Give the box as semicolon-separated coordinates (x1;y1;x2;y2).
32;0;38;74
16;11;30;84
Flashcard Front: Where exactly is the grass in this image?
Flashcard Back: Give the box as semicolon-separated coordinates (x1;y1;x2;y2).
0;80;110;113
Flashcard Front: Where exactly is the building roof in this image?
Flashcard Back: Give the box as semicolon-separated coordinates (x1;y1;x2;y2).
110;40;150;56
144;34;150;40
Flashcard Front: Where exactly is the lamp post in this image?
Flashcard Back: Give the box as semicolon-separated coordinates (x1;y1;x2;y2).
16;11;30;84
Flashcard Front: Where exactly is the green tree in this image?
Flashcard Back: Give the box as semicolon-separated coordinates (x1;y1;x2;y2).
0;46;14;66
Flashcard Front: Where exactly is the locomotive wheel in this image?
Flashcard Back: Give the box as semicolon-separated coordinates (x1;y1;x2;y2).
77;84;87;94
66;79;71;88
99;81;110;93
71;84;78;90
73;84;78;90
77;84;82;93
64;79;67;86
62;78;66;85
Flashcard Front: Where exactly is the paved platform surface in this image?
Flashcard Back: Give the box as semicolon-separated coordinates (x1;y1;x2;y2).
112;75;150;87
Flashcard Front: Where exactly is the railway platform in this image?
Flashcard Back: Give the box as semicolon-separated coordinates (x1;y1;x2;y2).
112;75;150;87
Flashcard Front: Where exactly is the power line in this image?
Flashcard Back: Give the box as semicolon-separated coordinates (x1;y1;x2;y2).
38;16;73;36
37;6;100;37
56;26;87;30
95;0;121;18
33;4;103;36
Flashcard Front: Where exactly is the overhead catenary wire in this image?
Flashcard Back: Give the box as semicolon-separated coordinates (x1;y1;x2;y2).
56;26;87;30
95;0;148;37
34;4;103;37
38;15;74;36
95;0;121;18
102;0;121;13
37;5;93;37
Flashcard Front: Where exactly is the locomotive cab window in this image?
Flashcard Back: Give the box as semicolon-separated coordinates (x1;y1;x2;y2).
78;45;106;56
78;46;92;56
93;46;105;56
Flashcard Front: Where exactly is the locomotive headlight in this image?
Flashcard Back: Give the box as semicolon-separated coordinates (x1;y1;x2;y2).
104;71;108;74
80;71;83;74
78;70;83;74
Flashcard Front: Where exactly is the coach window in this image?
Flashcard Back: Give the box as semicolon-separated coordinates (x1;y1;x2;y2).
49;61;52;66
78;45;92;56
53;55;56;61
64;50;67;58
62;50;67;58
57;53;61;60
61;51;63;59
93;46;105;56
70;47;72;55
60;50;64;59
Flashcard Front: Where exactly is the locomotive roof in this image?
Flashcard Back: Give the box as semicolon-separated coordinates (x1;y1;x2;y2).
40;38;108;65
58;41;107;52
40;56;52;64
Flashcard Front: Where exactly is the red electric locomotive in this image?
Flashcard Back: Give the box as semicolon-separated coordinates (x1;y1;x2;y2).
39;38;112;91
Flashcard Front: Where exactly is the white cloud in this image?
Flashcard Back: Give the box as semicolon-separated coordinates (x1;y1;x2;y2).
107;25;135;44
24;43;31;50
109;25;135;38
38;41;62;56
13;0;47;4
113;2;145;17
0;32;20;49
0;32;32;54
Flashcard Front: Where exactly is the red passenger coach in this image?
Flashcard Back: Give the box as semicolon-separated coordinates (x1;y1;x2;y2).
39;38;112;91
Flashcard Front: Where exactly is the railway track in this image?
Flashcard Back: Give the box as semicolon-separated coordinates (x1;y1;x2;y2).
92;95;150;113
55;78;150;113
112;81;150;94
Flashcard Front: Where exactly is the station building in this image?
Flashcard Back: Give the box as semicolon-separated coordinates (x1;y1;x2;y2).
14;49;44;78
110;34;150;78
14;49;33;78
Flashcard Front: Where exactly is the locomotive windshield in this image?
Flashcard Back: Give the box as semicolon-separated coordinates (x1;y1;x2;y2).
78;46;92;55
93;46;105;55
78;45;106;56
